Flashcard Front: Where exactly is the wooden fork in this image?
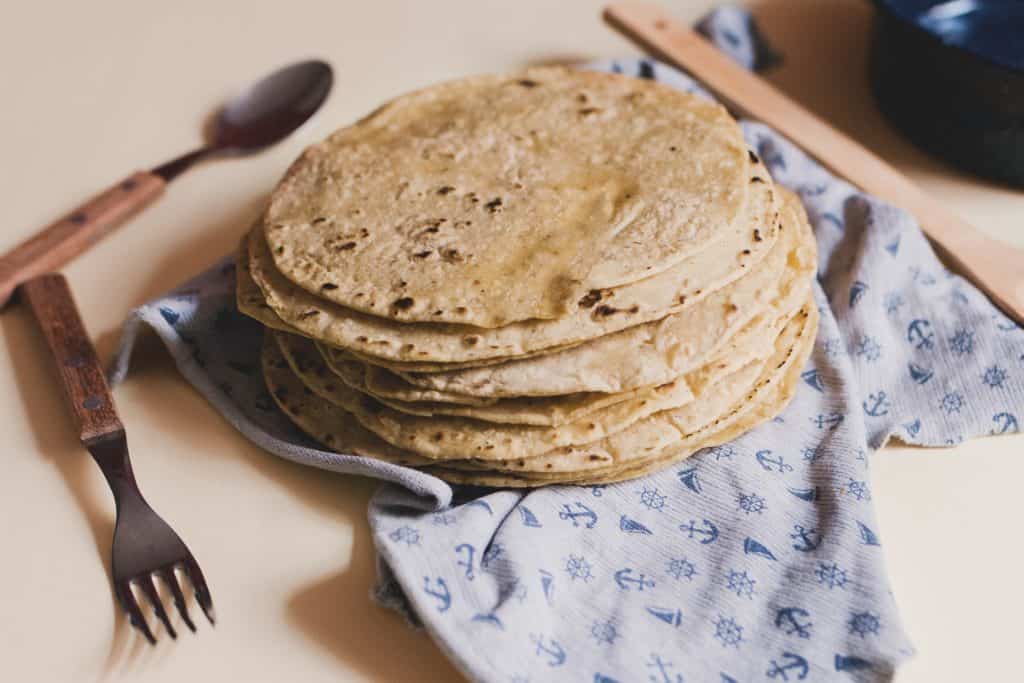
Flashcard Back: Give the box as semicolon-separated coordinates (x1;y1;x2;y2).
20;274;215;643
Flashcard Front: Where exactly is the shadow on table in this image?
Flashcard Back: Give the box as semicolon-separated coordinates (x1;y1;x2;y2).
0;304;136;658
287;512;465;683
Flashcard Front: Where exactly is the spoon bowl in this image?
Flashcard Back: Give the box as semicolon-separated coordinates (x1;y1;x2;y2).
215;60;334;151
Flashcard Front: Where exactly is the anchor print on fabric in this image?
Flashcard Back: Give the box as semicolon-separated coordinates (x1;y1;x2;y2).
811;412;844;430
862;390;891;417
903;419;922;438
907;319;934;350
713;615;744;648
529;634;566;667
565;555;594;583
614;568;655;592
423;576;451;613
766;652;809;681
791;525;822;552
593;674;620;683
756;450;793;473
677;467;702;493
667;557;698;581
455;543;476;580
647;607;683;627
743;538;777;561
590;485;606;497
620;515;654;535
991;412;1019;435
775;607;813;639
681;518;720;544
559;502;598;528
646;653;685;683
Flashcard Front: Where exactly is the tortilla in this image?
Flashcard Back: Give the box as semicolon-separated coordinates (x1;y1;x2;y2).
275;330;696;461
245;159;777;365
390;188;810;397
264;66;750;327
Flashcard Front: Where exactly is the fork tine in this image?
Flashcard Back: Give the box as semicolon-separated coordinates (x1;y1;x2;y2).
182;558;216;626
161;567;196;633
115;580;156;645
139;574;177;639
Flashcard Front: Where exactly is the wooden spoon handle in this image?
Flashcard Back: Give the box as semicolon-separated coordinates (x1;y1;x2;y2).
604;1;1024;326
0;170;165;309
20;273;124;447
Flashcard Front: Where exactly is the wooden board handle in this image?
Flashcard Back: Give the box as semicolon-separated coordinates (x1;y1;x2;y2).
20;274;124;447
0;170;165;309
604;2;1024;326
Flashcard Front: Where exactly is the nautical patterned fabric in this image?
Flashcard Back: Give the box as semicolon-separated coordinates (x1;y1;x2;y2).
111;10;1024;683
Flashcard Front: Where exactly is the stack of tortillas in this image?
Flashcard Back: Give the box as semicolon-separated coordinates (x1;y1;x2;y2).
237;66;818;487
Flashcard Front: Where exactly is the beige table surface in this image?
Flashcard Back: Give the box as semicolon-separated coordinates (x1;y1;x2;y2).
1;0;1021;681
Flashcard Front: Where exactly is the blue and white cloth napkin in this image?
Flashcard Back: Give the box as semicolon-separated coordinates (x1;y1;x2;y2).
112;9;1024;682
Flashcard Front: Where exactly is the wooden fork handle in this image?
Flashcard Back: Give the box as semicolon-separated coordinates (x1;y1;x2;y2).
604;2;1024;326
20;273;124;447
0;170;165;310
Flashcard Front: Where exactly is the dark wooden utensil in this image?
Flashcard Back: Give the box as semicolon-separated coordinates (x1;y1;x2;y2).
0;60;333;308
21;273;214;644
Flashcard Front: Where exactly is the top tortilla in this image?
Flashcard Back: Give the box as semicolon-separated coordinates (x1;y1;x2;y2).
245;157;776;365
262;65;750;328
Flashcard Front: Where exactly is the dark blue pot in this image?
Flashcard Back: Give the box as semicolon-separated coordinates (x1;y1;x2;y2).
869;0;1024;186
